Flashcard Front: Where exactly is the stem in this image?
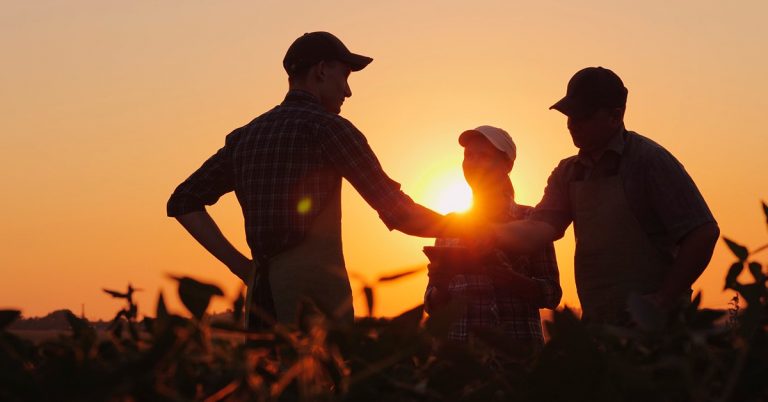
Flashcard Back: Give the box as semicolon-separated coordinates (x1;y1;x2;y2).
751;243;768;255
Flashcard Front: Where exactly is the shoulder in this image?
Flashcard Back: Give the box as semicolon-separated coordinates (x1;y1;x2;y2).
324;114;363;135
625;131;681;164
553;155;580;175
543;154;580;186
556;154;580;169
624;131;693;180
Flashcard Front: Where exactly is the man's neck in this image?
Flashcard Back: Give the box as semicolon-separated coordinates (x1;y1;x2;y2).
288;83;321;100
585;126;625;163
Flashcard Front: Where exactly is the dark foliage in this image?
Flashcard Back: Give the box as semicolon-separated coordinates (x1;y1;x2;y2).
1;204;766;401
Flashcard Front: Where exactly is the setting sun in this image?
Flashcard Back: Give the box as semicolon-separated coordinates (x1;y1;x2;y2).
419;171;473;214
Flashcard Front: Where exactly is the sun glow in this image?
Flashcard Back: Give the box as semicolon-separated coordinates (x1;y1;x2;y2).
419;172;473;214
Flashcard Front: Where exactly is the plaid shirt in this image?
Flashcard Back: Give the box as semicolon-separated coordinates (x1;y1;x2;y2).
167;90;415;260
425;202;561;343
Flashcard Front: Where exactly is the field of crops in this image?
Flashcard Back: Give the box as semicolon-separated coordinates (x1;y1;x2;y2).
1;204;766;402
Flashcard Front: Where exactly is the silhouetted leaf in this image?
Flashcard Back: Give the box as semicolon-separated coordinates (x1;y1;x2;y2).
690;309;726;329
0;310;21;330
737;283;763;306
377;267;425;282
690;292;702;310
363;286;374;317
128;322;139;341
627;293;664;332
723;237;749;262
762;200;768;227
102;288;128;299
390;304;423;330
748;262;765;282
725;262;745;290
142;317;155;333
297;297;328;332
233;287;245;324
684;292;703;320
112;320;124;338
66;310;96;347
171;276;224;320
156;292;168;320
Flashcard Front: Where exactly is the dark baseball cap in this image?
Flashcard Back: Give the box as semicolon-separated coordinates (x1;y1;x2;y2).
550;67;628;118
283;32;373;76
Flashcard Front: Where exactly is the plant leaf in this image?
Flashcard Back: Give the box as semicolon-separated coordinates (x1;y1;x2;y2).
0;310;21;330
748;262;765;282
725;262;744;290
363;286;374;317
156;292;168;320
66;310;97;348
390;304;424;330
762;200;768;228
723;237;749;262
377;266;425;282
690;291;702;310
233;287;245;324
690;308;726;329
103;288;128;299
171;276;224;320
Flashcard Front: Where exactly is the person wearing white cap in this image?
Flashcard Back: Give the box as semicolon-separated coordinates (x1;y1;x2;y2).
423;126;561;351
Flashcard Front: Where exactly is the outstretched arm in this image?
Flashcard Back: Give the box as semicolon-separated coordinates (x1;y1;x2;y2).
389;203;446;237
490;219;559;254
174;211;254;283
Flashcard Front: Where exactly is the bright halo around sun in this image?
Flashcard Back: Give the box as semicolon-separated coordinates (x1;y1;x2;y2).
421;171;473;214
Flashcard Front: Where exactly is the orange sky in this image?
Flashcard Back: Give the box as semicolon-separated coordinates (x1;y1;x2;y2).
1;1;767;320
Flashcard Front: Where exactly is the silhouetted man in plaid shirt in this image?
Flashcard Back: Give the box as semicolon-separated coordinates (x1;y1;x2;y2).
168;32;454;328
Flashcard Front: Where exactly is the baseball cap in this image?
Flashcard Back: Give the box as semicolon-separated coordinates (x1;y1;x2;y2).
549;67;628;118
283;32;373;76
458;125;516;162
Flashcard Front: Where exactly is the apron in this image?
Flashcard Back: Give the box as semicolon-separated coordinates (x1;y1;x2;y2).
245;184;353;329
570;174;672;323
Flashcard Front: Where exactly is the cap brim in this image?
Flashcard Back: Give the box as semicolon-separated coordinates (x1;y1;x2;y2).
342;53;373;71
549;96;595;118
458;130;482;146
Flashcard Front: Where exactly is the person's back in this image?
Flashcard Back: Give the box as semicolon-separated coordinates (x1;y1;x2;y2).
219;91;375;259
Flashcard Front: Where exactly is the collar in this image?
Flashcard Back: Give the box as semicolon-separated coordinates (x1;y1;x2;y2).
282;89;321;105
577;127;627;166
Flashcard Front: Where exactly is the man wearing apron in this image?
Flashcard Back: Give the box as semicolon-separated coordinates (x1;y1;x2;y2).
167;32;457;329
488;67;719;323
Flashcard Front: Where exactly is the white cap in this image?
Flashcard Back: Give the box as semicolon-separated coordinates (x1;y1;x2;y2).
458;125;516;162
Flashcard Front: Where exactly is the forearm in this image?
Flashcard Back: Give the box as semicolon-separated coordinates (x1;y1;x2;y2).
656;222;720;306
393;204;450;238
491;220;558;254
174;211;252;278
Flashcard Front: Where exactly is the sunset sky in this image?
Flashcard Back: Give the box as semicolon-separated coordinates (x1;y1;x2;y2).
1;1;767;320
